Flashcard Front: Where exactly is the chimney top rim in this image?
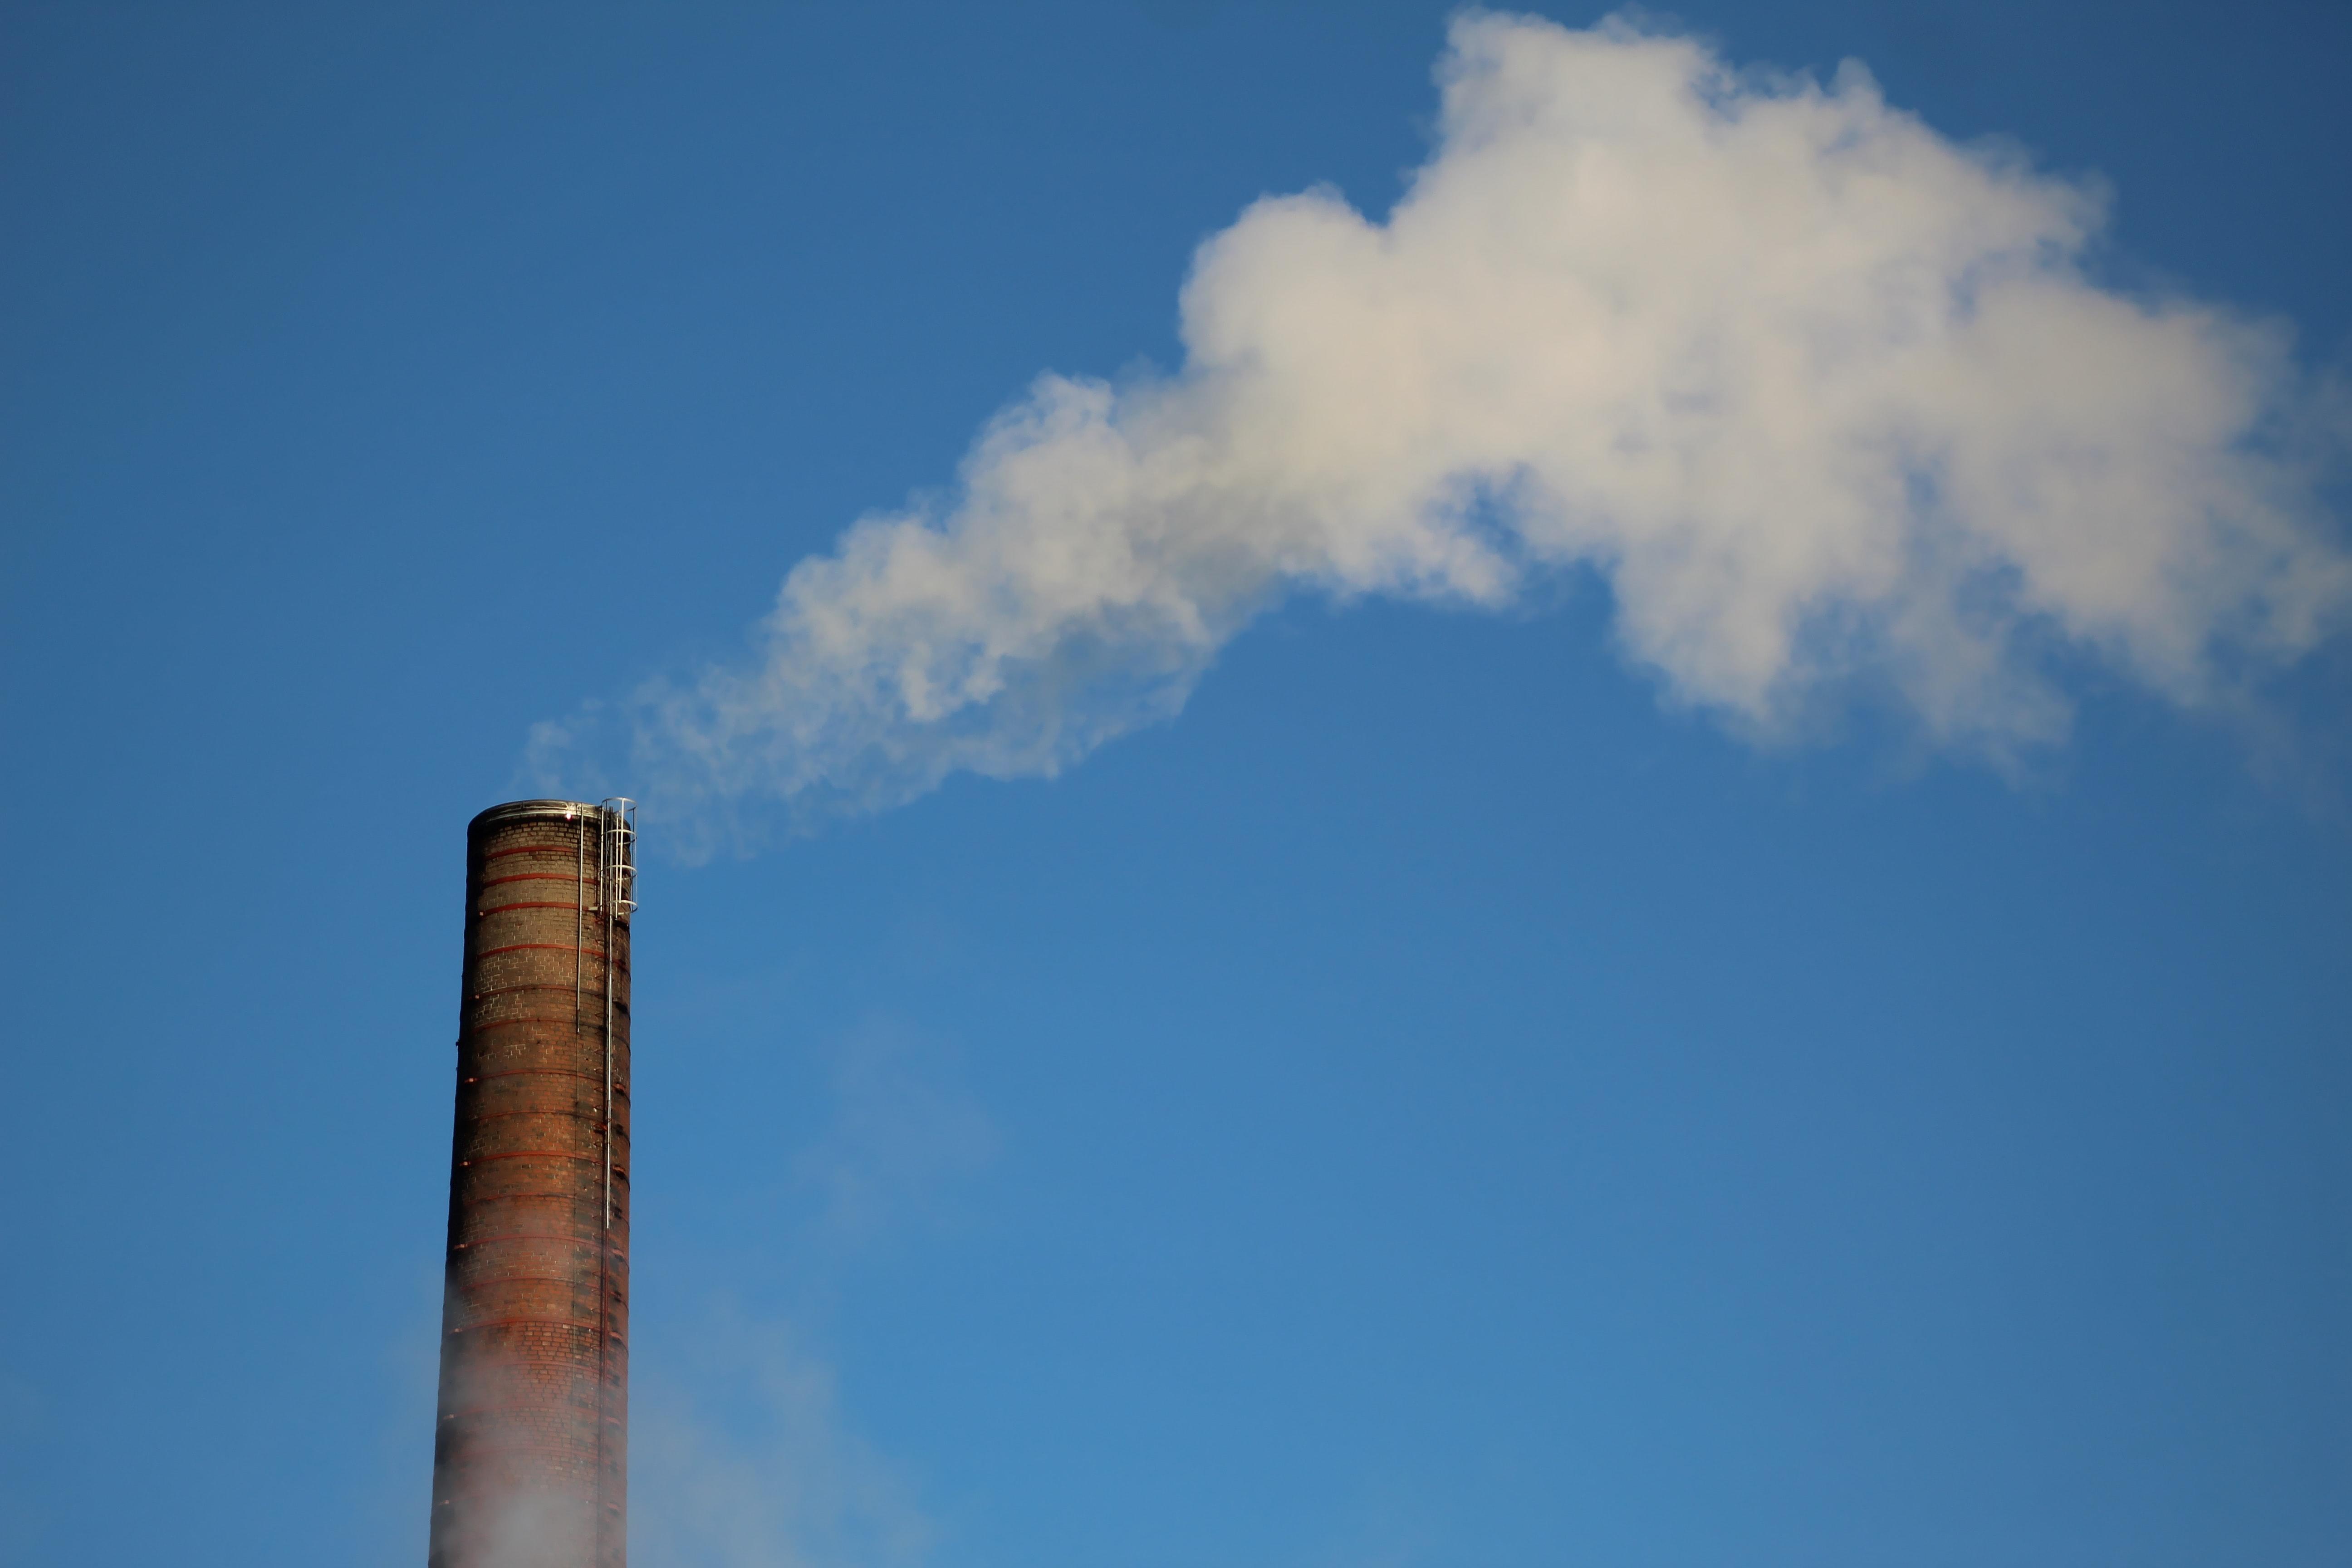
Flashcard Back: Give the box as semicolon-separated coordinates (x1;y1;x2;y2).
470;799;608;833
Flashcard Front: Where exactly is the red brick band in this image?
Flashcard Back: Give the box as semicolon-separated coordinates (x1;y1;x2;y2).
459;1108;609;1127
466;1068;608;1086
476;941;610;961
469;982;600;1003
460;1150;600;1166
446;1317;602;1336
465;1015;612;1036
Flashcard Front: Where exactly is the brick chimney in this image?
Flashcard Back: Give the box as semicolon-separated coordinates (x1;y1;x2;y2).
429;799;635;1568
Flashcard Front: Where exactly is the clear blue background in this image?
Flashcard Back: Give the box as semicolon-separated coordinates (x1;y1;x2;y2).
2;3;2347;1564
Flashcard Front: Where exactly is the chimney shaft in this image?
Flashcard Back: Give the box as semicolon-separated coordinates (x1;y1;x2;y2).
429;799;634;1568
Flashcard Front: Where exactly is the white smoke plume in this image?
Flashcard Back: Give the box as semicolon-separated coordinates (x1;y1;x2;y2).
540;11;2348;842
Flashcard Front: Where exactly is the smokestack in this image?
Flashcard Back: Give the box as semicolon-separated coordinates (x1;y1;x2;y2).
430;799;637;1568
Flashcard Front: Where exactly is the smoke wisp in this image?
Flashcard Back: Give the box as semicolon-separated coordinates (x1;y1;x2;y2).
632;1319;931;1568
626;1020;990;1568
540;12;2347;843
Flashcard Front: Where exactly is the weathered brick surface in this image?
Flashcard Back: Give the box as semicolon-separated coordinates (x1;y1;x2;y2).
430;802;630;1568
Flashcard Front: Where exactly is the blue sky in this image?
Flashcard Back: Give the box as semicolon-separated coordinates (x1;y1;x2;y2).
2;3;2347;1565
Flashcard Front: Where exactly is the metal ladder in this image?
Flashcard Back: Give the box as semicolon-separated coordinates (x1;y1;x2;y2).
596;798;636;1229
